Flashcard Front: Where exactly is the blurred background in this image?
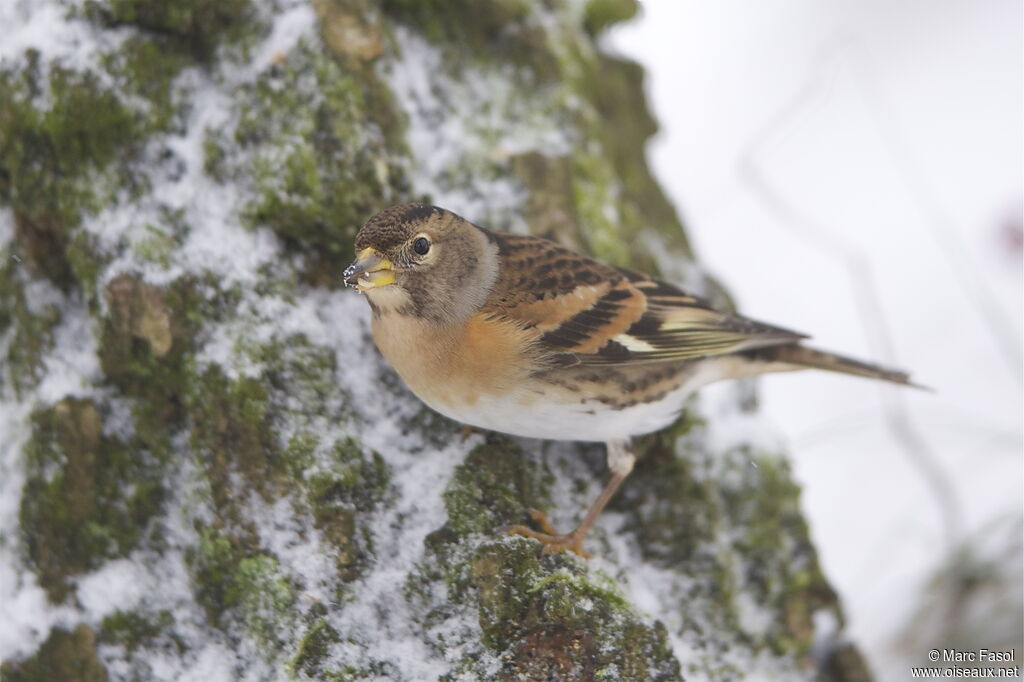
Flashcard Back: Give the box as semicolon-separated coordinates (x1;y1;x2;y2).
612;1;1022;678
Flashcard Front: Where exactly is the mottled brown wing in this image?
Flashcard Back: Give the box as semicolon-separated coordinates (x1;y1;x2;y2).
481;232;806;366
585;267;808;364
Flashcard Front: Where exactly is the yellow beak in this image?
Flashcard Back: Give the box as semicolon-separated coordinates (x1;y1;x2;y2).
343;248;396;291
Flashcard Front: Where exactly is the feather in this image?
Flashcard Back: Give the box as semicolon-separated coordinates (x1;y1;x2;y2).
481;232;808;367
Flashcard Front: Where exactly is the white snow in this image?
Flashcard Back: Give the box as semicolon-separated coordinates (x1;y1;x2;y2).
0;217;103;660
35;303;102;403
384;25;572;231
0;0;126;73
0;0;411;674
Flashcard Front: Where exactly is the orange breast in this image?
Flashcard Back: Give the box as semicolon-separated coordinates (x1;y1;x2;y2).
371;312;536;409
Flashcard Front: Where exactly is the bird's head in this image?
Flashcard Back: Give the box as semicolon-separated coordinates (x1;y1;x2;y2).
345;204;498;323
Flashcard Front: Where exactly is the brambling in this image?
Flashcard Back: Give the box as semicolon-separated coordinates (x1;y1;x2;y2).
344;204;914;557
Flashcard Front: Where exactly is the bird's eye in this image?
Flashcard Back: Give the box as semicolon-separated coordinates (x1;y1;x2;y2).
413;236;430;256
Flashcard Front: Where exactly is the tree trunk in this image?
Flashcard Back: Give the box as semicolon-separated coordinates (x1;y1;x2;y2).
0;1;871;680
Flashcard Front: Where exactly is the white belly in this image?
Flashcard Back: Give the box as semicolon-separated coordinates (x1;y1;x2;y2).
411;356;750;443
416;379;697;443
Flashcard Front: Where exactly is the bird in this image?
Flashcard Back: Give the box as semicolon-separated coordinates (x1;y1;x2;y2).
344;203;916;557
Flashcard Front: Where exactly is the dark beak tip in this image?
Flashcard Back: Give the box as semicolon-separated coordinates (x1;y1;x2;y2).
342;263;361;287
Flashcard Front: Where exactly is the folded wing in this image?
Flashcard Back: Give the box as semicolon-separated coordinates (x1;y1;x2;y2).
482;233;806;367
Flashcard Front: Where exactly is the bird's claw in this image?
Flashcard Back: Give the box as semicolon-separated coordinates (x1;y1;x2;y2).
506;509;592;558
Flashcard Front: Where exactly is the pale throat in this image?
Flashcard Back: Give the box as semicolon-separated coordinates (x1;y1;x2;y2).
363;284;414;316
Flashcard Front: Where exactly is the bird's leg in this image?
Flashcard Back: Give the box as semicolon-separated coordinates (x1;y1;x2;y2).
506;440;635;558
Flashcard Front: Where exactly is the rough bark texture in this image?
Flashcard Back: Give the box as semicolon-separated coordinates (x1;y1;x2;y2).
0;1;871;680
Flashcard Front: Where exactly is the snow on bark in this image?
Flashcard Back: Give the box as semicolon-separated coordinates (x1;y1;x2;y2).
0;1;868;680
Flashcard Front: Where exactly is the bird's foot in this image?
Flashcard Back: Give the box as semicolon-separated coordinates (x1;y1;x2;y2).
505;509;592;558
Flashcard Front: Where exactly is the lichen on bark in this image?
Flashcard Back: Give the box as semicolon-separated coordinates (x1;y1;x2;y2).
0;0;867;680
1;625;108;682
19;397;167;603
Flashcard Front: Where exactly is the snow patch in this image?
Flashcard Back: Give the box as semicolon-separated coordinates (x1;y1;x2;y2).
384;26;570;227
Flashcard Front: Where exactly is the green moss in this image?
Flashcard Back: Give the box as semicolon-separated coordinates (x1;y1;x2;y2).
570;54;692;271
411;437;680;679
19;398;167;602
728;456;801;557
605;441;840;662
391;388;464;452
188;526;244;618
314;439;390;508
0;55;144;288
407;436;549;627
289;617;342;679
510;152;583;248
189;333;376;537
286;430;320;473
234;554;298;646
0;19;221;294
470;549;637;642
190;367;285;510
202;128;230;182
99;609;175;652
187;526;296;646
64;231;108;306
380;0;556;79
96;609;185;679
231;40;409;285
440;436;550;540
465;541;681;680
568;142;630;265
721;454;840;654
0;625;108;682
245;333;342;424
0;37;186;293
83;0;258;60
99;274;198;459
0;261;61;398
577;411;844;664
583;0;639;36
133;223;178;268
99;35;191;132
376;0;689;279
383;0;531;40
306;438;391;581
613;421;716;566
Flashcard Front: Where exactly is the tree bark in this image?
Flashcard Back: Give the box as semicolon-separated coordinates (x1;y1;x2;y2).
0;1;871;680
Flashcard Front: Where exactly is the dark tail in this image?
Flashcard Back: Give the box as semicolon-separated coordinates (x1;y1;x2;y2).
742;345;926;388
